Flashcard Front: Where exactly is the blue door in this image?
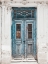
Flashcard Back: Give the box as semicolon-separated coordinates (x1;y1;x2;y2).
11;7;36;59
12;20;25;58
25;20;36;59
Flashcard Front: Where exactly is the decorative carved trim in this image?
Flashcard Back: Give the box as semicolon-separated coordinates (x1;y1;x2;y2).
1;1;48;6
6;6;12;12
22;0;27;5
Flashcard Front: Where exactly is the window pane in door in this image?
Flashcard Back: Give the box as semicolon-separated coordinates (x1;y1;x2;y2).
28;24;32;38
28;24;32;31
28;32;32;38
16;24;21;38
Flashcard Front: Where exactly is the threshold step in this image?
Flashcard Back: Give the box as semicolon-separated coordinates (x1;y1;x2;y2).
11;59;36;63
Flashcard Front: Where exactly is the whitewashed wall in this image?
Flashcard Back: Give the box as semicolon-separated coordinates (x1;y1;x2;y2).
0;7;2;64
1;6;11;64
37;3;47;64
0;1;48;64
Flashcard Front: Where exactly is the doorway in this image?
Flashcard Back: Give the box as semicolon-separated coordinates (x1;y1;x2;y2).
11;7;37;60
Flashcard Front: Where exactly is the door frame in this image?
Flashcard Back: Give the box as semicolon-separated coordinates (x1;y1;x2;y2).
11;7;37;60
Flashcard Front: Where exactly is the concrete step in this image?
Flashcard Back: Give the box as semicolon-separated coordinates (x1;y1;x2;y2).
11;61;38;64
11;59;38;64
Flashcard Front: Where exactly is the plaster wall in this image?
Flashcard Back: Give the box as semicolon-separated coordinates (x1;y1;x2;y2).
0;7;2;64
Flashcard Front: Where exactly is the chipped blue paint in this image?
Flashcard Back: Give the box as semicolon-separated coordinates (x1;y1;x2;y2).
11;7;37;59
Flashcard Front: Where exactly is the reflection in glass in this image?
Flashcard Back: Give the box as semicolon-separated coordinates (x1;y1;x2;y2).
16;24;21;38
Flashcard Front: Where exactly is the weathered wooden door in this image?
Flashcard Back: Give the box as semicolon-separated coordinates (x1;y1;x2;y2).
11;7;36;59
12;20;36;59
12;20;25;58
25;20;36;59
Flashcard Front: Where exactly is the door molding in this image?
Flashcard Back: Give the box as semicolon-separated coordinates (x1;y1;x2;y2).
11;7;37;60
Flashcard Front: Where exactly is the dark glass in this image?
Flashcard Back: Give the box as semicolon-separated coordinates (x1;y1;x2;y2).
15;10;32;18
28;24;32;31
28;24;32;38
16;24;21;38
12;7;36;19
28;32;32;38
32;10;34;18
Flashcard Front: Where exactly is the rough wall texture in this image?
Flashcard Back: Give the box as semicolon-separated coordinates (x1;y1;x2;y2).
1;6;11;64
0;7;1;64
37;4;47;64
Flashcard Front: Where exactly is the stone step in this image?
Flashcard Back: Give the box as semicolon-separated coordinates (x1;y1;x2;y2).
11;59;37;63
11;60;36;62
11;61;38;64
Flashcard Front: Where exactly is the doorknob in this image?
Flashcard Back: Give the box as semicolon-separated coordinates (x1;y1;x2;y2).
23;41;25;43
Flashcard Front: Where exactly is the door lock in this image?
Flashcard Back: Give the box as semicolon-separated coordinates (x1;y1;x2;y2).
23;41;25;43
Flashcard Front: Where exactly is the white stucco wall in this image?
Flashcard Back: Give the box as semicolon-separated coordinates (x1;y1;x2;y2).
0;1;48;64
1;6;11;64
37;4;47;64
0;6;2;64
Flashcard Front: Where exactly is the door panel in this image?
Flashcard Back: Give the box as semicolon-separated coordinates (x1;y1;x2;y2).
12;20;24;58
25;20;34;58
28;44;32;54
12;20;36;59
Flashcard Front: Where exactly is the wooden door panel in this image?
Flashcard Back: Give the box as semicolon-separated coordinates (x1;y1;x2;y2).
12;20;25;58
25;20;35;58
12;20;36;59
28;44;32;54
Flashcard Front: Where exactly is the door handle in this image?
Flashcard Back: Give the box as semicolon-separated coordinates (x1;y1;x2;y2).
23;41;25;43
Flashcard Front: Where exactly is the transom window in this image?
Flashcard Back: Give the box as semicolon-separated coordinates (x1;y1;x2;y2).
12;7;36;20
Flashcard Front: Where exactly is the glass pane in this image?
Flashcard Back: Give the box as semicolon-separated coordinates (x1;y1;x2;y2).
16;10;31;18
28;32;32;38
16;24;21;31
13;10;16;19
32;10;34;18
16;24;21;38
26;14;31;18
28;24;32;31
28;24;32;38
12;7;36;19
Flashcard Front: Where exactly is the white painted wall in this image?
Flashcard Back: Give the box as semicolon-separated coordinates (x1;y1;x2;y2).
1;6;11;64
37;3;47;64
0;7;2;64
